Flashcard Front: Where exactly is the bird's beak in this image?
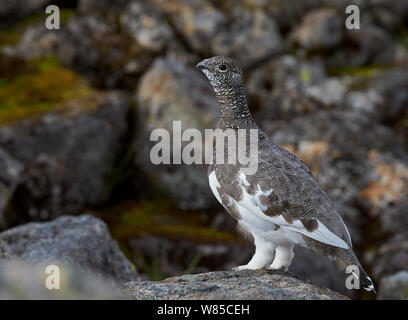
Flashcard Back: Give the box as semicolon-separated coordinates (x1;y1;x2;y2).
196;61;208;71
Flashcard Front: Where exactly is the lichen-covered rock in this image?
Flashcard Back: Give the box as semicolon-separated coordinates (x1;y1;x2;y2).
122;270;348;300
120;1;174;53
0;215;135;285
290;8;343;51
373;232;408;281
11;11;161;89
212;8;282;68
378;271;408;300
247;55;329;122
134;57;218;210
265;111;408;243
0;0;53;26
289;246;354;298
0;260;127;299
0;91;130;227
151;0;225;56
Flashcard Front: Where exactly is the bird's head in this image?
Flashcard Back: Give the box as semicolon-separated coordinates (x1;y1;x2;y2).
196;56;244;97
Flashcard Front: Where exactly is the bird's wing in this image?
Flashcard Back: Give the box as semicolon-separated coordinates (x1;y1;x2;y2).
238;144;351;249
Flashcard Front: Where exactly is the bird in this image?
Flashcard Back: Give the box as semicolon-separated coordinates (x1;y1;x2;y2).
196;56;375;292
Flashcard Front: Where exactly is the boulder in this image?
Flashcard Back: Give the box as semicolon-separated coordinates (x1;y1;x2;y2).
290;8;343;51
134;57;219;210
265;111;408;243
247;55;331;122
122;270;348;300
150;0;225;56
378;271;408;300
0;259;127;299
0;215;135;285
212;8;282;68
0;91;130;227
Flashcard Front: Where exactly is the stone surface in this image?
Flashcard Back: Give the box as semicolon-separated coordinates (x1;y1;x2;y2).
0;259;127;299
212;8;282;68
0;92;130;227
122;270;348;300
290;8;343;51
378;271;408;300
134;57;219;210
0;215;135;285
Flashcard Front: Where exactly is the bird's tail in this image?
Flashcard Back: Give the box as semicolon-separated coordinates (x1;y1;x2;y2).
355;265;376;293
336;250;376;293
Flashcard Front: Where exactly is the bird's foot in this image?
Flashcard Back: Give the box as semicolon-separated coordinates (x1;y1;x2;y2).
232;265;262;271
267;264;289;272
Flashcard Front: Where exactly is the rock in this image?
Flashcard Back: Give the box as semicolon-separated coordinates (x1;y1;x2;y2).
12;11;160;89
289;246;355;298
344;89;384;121
128;234;251;278
328;24;398;68
151;0;225;55
0;91;130;227
134;57;218;210
247;55;335;122
0;0;53;27
120;1;174;53
212;8;282;68
305;78;346;107
122;270;348;300
378;271;408;300
0;259;127;299
379;200;408;235
372;232;408;281
0;149;23;219
265;111;408;242
369;68;408;122
0;215;135;285
290;8;343;51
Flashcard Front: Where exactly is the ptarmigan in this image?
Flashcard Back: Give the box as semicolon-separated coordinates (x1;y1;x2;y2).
196;56;374;292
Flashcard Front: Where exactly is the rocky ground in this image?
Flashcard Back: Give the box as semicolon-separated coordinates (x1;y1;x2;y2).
0;0;407;299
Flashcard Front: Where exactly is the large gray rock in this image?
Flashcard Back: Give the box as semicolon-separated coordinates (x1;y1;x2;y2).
378;271;408;300
11;11;161;89
247;55;333;122
0;215;135;285
122;270;348;300
373;232;408;281
150;0;225;56
0;91;130;227
290;8;343;51
265;111;408;243
0;260;127;299
134;57;219;210
212;8;282;68
0;0;53;26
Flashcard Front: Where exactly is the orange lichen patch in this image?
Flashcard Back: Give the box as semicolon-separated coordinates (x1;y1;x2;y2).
367;149;379;161
359;161;408;209
282;141;329;175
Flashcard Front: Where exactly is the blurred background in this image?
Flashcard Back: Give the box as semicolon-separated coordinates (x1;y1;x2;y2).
0;0;407;300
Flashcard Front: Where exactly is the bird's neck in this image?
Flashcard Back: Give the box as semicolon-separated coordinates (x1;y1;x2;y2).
216;84;253;129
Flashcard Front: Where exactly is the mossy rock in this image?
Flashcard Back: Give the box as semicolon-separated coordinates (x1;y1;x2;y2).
95;200;238;244
0;55;94;125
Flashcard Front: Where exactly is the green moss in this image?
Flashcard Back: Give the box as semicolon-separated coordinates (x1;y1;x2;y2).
299;68;311;84
95;200;238;243
328;65;384;78
0;56;93;124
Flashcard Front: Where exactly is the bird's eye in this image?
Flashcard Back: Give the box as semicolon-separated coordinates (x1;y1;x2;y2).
218;64;227;71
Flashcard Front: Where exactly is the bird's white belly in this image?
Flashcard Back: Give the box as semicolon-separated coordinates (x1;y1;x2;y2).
235;199;305;247
209;170;304;247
